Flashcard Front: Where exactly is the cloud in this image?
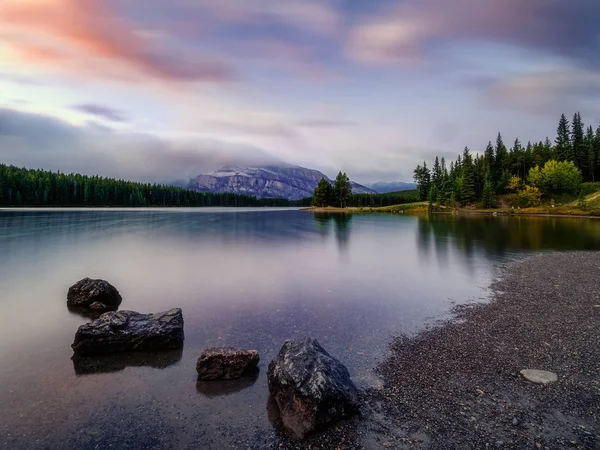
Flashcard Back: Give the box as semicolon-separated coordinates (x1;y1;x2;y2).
0;0;233;83
72;103;127;123
0;108;280;182
477;67;600;118
296;119;354;128
347;0;600;69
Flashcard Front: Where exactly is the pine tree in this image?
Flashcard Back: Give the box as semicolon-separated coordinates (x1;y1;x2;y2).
585;125;596;182
484;141;495;186
333;172;352;208
495;133;509;191
432;156;442;191
413;162;431;201
571;111;585;170
555;113;572;162
312;178;334;207
460;147;476;204
481;177;495;209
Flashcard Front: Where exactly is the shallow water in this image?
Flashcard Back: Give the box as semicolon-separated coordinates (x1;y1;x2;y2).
1;209;599;448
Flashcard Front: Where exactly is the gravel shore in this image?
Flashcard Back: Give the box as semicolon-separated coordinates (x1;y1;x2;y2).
370;251;599;449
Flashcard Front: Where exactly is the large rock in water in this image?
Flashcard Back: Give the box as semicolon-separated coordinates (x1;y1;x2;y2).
267;338;359;439
196;347;260;380
72;308;184;355
67;278;122;310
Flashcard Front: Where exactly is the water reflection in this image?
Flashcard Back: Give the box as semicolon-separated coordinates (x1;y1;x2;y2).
196;369;259;398
312;213;353;251
3;209;600;449
417;215;600;259
72;349;183;375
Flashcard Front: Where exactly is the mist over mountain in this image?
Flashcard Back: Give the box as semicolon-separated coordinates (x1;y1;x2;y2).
187;164;375;200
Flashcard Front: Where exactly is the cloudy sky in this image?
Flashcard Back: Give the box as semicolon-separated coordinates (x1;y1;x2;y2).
1;0;599;184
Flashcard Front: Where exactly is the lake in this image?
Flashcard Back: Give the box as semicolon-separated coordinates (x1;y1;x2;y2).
1;209;600;449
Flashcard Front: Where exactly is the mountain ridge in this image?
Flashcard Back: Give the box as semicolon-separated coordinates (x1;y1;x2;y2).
187;164;375;200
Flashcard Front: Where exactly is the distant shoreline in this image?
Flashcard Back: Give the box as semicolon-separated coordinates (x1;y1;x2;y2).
303;204;600;218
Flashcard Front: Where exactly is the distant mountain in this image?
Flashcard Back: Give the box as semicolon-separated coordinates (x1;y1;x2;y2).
364;181;416;194
187;165;376;200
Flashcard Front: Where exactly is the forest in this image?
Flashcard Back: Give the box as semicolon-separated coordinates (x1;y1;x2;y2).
413;112;600;208
0;164;292;207
311;171;418;208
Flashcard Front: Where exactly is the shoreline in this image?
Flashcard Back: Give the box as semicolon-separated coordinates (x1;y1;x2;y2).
367;251;600;449
303;205;600;218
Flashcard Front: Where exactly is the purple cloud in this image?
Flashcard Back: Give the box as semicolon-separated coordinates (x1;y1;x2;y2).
73;104;127;123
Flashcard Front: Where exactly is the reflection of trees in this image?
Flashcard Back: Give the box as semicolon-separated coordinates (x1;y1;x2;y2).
417;214;600;267
312;213;353;251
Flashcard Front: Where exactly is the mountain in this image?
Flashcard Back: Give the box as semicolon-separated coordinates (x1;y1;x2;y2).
187;165;375;200
364;181;416;194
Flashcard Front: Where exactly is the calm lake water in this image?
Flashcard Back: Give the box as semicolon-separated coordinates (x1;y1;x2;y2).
1;209;600;449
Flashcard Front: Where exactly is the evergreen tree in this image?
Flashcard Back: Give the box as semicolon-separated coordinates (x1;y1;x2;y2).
484;141;495;185
555;113;572;162
494;133;509;191
333;171;352;208
460;147;476;204
432;156;442;191
571;111;585;170
585;125;596;182
413;162;431;201
312;178;334;207
481;177;495;209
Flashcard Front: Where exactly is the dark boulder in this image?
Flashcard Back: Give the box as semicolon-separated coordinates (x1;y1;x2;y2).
72;308;184;355
67;278;122;310
267;337;359;439
196;347;260;381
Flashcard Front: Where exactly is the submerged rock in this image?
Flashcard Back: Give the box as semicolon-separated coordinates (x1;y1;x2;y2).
267;337;359;439
67;278;122;310
196;347;260;381
72;308;184;355
520;369;558;385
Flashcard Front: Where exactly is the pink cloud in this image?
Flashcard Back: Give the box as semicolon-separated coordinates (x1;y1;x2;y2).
347;0;599;68
0;0;233;83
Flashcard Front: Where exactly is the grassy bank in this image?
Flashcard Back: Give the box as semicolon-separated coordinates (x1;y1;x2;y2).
305;188;600;217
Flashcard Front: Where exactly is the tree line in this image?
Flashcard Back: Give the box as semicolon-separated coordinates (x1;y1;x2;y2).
0;164;293;207
311;171;419;208
413;112;600;208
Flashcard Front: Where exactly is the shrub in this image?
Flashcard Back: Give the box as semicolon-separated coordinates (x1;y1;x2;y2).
527;160;582;195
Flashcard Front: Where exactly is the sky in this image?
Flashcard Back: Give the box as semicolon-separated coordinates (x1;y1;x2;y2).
1;0;599;184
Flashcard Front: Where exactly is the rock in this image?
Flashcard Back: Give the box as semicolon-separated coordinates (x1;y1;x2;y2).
72;308;184;355
67;278;122;310
267;337;359;439
196;347;260;381
520;369;558;385
89;302;107;310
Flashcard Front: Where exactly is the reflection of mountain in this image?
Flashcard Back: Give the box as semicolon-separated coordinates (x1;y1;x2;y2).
72;349;182;375
196;370;259;398
313;213;353;251
416;214;600;263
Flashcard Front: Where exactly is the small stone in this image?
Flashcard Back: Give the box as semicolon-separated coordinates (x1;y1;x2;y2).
495;441;504;447
535;443;542;449
196;347;259;381
520;369;558;385
512;418;519;426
